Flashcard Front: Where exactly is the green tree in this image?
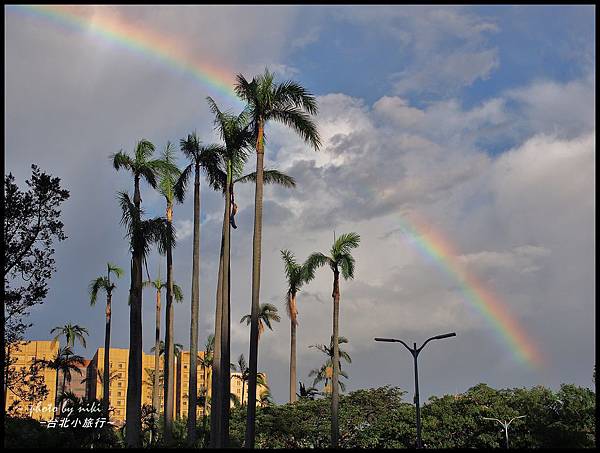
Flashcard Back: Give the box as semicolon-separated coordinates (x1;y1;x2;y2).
112;139;173;447
240;303;281;340
205;97;253;448
174;132;222;444
3;165;69;415
154;142;183;445
232;354;268;408
234;68;321;448
306;232;360;447
280;249;317;403
35;346;85;411
89;263;124;417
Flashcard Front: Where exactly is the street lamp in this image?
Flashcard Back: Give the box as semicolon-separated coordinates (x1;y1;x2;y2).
374;332;456;448
482;415;526;449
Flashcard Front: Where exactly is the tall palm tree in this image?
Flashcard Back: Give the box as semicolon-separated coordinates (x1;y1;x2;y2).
143;272;183;434
306;232;360;448
112;139;172;447
174;132;222;444
154;141;183;444
35;346;85;412
234;68;320;448
89;263;124;417
240;303;281;340
281;249;316;403
206;97;253;448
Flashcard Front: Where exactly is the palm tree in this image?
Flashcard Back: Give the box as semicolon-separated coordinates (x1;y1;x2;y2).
89;263;124;417
205;97;253;448
310;335;352;370
281;249;317;403
309;335;352;395
240;303;280;340
309;363;349;394
50;323;88;351
198;333;214;439
143;272;183;435
150;340;183;359
306;232;360;448
234;68;321;448
232;354;268;408
154;141;183;444
297;382;319;400
175;132;222;444
50;323;88;405
112;139;172;447
35;346;86;413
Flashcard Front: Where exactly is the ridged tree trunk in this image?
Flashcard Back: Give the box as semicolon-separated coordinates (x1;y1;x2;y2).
331;269;340;448
187;164;201;444
163;202;175;444
126;176;143;448
210;212;226;447
102;283;112;418
220;170;232;447
151;287;161;440
289;293;297;403
246;119;265;449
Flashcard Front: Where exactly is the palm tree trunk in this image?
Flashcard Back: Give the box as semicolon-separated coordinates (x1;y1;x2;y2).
164;202;175;444
187;164;201;445
242;379;246;407
331;270;340;448
210;212;226;447
289;294;297;403
126;176;143;448
246;119;265;449
152;288;161;439
126;251;143;447
102;289;112;419
220;171;232;447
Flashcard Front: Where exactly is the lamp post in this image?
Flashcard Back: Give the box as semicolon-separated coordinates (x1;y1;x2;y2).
482;415;526;449
374;332;456;448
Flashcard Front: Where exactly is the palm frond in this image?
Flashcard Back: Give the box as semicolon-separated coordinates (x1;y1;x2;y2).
111;151;133;171
174;163;193;203
107;263;124;278
172;283;184;302
273;80;319;115
89;277;109;306
270;106;321;150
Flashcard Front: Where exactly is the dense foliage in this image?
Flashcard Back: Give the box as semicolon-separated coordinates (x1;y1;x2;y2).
3;383;595;448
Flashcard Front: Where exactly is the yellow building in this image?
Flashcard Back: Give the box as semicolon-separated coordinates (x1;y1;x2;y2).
87;347;174;424
7;341;271;424
5;340;59;420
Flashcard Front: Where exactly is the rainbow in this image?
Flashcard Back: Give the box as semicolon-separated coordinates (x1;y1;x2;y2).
6;4;243;106
396;212;544;368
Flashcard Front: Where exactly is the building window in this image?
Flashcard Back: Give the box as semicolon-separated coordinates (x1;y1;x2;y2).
118;400;123;406
119;363;123;368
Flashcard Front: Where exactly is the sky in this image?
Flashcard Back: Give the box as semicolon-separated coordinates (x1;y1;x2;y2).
4;5;595;405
